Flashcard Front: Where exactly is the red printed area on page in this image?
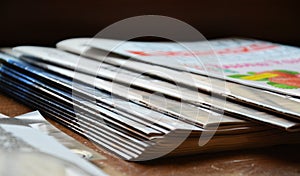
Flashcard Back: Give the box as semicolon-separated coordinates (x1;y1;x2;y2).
127;43;278;57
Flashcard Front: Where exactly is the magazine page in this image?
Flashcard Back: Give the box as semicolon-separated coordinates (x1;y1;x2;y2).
3;52;298;131
0;112;108;176
56;40;300;121
82;38;300;97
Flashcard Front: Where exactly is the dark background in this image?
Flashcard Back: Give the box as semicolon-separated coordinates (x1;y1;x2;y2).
1;0;300;47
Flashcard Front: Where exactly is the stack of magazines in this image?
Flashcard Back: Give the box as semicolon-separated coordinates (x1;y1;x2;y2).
0;38;300;161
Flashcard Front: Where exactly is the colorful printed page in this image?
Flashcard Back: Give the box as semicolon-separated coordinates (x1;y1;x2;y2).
86;38;300;97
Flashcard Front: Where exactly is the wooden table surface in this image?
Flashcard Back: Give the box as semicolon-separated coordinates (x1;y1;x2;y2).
1;92;300;176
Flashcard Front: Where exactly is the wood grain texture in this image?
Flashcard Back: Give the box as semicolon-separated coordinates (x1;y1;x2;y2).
1;91;300;175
